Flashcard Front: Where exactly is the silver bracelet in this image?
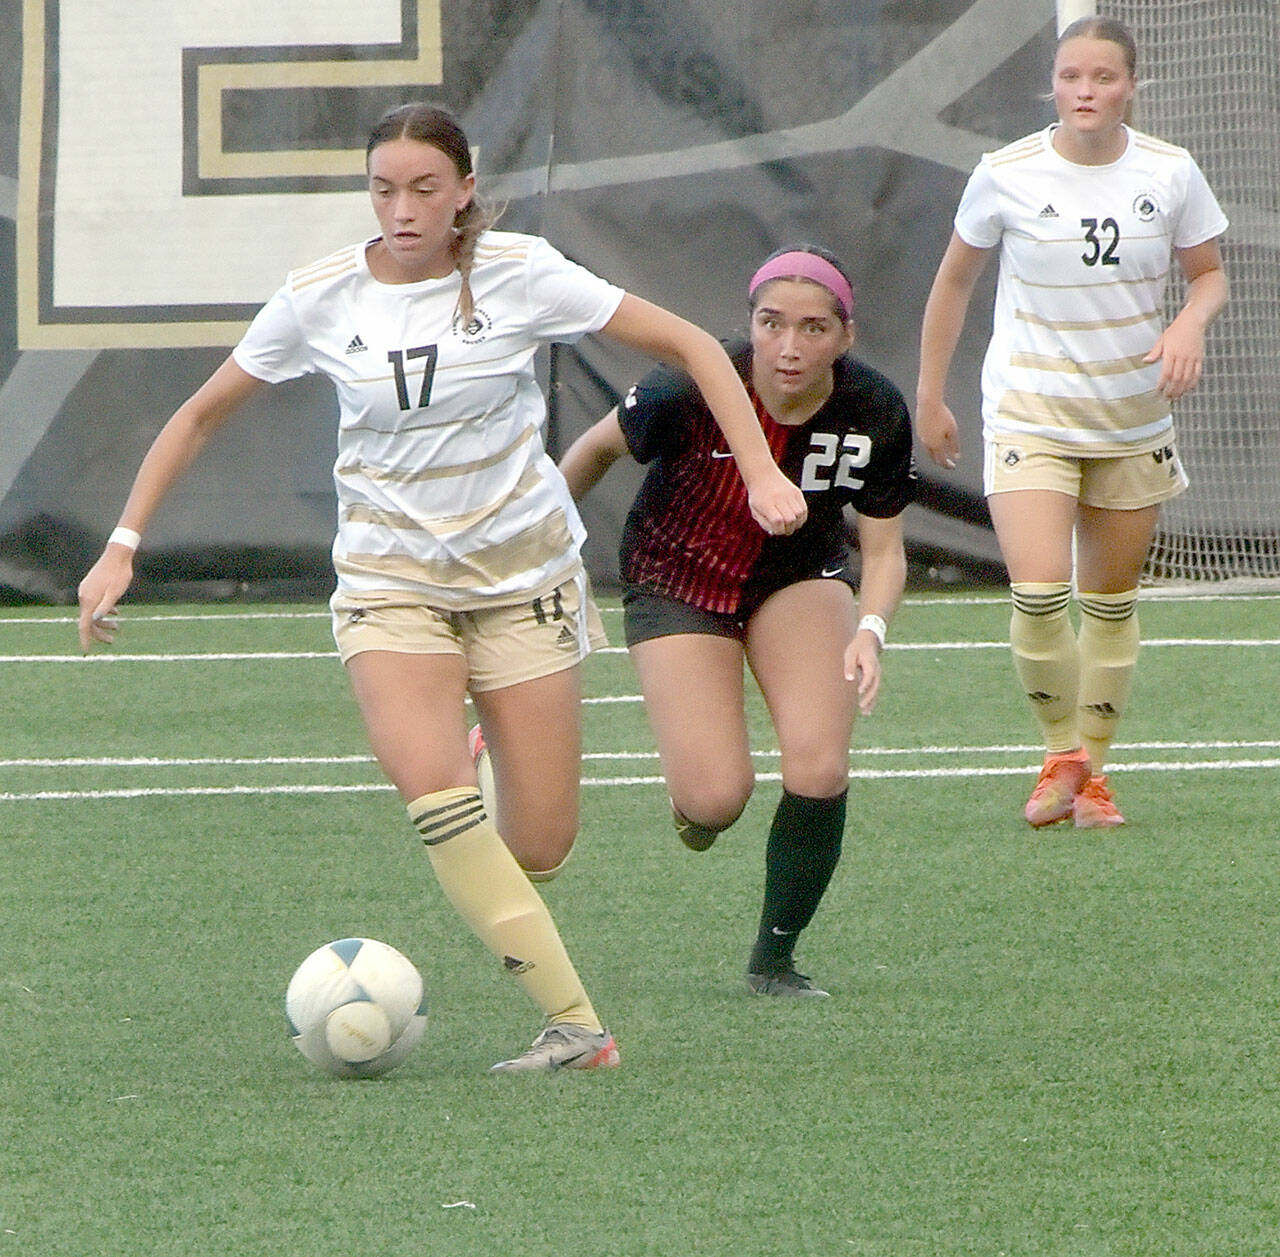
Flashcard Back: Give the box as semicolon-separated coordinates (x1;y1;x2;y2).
857;613;887;648
108;526;142;551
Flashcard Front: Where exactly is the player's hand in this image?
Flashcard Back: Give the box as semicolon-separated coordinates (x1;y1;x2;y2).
1145;320;1206;401
77;548;135;650
915;398;960;470
746;467;807;536
845;633;883;715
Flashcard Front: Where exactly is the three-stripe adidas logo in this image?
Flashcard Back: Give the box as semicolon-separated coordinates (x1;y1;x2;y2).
411;791;484;846
1038;204;1059;219
345;334;368;355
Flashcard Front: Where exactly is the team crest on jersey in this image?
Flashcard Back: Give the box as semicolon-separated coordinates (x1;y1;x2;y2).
1133;192;1159;222
453;307;494;344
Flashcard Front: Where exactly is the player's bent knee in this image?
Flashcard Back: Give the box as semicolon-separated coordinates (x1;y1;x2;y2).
778;748;849;800
783;770;849;800
523;853;571;883
500;813;578;868
506;829;576;872
671;785;750;834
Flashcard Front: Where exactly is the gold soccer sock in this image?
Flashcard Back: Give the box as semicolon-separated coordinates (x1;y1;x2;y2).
1009;582;1080;753
408;788;600;1030
1076;589;1139;773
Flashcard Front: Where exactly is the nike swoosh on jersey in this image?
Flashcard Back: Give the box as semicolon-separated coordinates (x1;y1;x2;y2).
710;449;734;458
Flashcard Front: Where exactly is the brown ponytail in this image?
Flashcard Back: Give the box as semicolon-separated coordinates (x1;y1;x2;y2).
449;196;498;327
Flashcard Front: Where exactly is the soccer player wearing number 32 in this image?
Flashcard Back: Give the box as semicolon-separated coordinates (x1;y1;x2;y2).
916;17;1228;830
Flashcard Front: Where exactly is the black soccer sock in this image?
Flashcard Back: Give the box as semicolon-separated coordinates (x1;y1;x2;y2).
748;788;847;976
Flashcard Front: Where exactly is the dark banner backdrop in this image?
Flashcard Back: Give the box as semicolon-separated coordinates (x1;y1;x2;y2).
1;0;1062;602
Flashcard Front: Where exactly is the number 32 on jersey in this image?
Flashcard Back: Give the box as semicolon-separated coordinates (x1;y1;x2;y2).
1081;217;1121;267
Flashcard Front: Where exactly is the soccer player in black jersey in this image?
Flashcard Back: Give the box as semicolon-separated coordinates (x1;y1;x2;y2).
561;244;916;996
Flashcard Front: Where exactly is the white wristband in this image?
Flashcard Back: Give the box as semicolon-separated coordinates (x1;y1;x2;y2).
857;613;887;648
108;526;141;551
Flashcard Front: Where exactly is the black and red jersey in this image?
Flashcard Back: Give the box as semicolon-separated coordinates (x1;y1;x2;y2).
618;341;916;615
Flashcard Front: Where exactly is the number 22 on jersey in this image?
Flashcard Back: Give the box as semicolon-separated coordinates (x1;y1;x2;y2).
801;432;870;491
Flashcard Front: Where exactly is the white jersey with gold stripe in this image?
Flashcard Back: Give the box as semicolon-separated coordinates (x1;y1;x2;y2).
232;231;624;607
954;125;1227;455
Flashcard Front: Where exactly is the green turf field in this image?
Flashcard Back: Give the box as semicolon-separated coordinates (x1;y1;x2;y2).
3;592;1278;1256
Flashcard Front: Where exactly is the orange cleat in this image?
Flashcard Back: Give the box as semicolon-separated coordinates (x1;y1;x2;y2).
1073;775;1126;829
1024;748;1092;828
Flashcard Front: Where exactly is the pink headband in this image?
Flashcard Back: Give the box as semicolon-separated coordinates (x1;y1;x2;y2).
748;251;854;319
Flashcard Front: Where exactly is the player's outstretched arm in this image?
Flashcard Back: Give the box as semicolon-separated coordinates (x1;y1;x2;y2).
77;357;267;650
559;409;628;502
916;233;991;470
598;294;806;535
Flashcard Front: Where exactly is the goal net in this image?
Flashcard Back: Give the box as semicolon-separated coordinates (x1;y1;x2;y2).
1103;1;1280;581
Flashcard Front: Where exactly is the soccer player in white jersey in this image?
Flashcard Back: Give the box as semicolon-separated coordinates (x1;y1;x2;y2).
77;102;806;1073
915;18;1228;829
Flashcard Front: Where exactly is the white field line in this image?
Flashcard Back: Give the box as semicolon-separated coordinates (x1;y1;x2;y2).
2;741;1277;802
4;759;1279;802
0;783;395;802
0;611;331;626
3;739;1278;771
0;754;377;767
4;588;1279;628
0;651;335;662
587;759;1280;788
4;635;1280;664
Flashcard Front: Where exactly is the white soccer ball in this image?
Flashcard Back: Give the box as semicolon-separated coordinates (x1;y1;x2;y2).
285;938;426;1078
